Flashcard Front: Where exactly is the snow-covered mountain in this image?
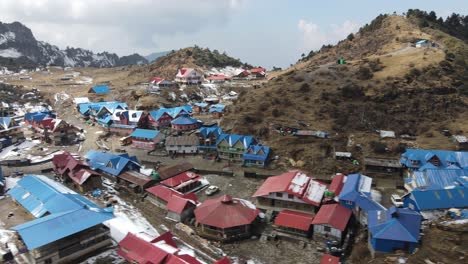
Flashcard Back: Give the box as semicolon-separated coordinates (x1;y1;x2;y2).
0;21;148;67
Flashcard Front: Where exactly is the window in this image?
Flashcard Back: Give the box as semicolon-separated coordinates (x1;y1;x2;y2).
276;193;283;198
288;194;294;199
346;200;353;205
45;259;53;264
324;226;331;232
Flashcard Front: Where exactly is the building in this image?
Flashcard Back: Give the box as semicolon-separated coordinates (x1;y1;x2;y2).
216;134;256;162
198;126;223;148
338;174;385;226
157;162;194;181
150;77;176;88
194;195;260;242
88;85;110;94
452;135;468;150
145;184;197;208
77;101;128;118
322;173;346;204
368;207;422;256
166;195;198;222
403;172;468;213
242;144;270;168
148;105;193;129
400;149;468;172
273;209;314;238
117;232;206;264
85;150;154;192
171;115;202;131
24;111;56;127
52;152;102;193
311;204;352;243
206;74;231;83
208;104;226;118
193;102;209;114
130;129;164;150
165;135;199;154
253;171;327;214
36;118;79;145
175;68;203;84
249;67;266;78
160;171;204;194
0;116;24;147
364;157;402;176
110;110;148;135
8;175;114;264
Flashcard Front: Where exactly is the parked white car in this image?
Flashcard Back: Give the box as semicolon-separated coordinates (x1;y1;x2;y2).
390;194;404;207
205;185;220;196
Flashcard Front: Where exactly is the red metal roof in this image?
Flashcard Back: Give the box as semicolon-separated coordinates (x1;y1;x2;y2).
274;210;314;231
250;67;266;73
117;232;168;264
320;254;340;264
166;195;195;214
214;257;231;264
206;74;231;80
311;204;351;231
252;170;307;197
150;231;178;248
161;171;201;188
146;185;198;204
150;77;163;83
166;254;203;264
194;195;259;228
328;173;345;197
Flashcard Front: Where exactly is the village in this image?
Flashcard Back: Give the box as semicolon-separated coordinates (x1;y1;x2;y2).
0;57;466;264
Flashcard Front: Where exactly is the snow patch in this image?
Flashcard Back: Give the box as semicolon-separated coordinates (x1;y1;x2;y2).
0;48;22;58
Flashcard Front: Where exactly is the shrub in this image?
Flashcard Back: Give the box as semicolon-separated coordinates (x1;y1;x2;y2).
299;83;311;93
341;83;365;98
347;33;355;41
356;66;373;80
370;141;388;154
272;108;282;117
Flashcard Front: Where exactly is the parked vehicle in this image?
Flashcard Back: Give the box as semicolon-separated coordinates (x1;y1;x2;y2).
390;194;404;207
205;185;220;196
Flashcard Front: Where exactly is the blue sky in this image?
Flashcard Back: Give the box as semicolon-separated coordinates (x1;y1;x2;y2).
0;0;466;68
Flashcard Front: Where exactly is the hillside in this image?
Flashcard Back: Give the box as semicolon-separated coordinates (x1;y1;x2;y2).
130;46;251;80
221;13;468;176
0;21;148;68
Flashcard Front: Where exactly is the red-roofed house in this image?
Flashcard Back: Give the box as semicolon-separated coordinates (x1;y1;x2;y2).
161;171;203;194
323;173;346;204
117;232;205;264
252;171;326;213
166;195;197;222
52;152;102;192
206;74;231;83
214;257;231;264
273;209;314;238
320;254;340;264
249;67;266;79
175;68;203;85
36;118;79;145
194;195;260;242
312;204;352;243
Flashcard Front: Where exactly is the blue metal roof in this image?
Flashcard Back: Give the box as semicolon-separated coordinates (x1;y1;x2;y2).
78;101;127;116
199;126;223;139
0;117;14;130
216;133;256;148
414;169;468;189
130;129;160;140
150;105;192;120
368;207;421;243
208;104;226;113
8;175;114;249
339;174;385;212
400;149;468;170
84;150;140;176
404;180;468;211
90;85;110;94
242;144;270;161
171;115;200;125
24;111;55;122
194;102;208;108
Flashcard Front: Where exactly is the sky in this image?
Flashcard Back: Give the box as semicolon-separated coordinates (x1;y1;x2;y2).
0;0;466;69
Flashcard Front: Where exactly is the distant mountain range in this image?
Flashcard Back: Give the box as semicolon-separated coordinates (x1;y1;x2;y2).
0;21;148;68
144;51;171;63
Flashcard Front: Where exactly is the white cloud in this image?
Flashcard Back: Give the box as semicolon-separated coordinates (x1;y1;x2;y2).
0;0;242;55
297;19;360;54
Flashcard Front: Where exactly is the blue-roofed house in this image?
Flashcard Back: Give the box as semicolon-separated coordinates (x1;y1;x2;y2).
7;175;114;263
400;149;468;171
198;126;223;148
368;207;422;256
110;110;148;135
242;144;270;168
84;150;154;192
0;116;24;146
130;129;164;150
339;174;385;226
148;105;192;129
88;85;110;94
193;102;209;113
216;134;256;162
171;114;202;131
208;104;226;118
77;101;128;118
24;111;56;127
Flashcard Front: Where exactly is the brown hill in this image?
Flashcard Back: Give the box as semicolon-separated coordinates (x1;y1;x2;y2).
129;46;250;80
221;13;468;176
